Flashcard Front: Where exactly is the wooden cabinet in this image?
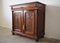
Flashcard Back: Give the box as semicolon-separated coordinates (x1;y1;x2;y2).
11;2;46;41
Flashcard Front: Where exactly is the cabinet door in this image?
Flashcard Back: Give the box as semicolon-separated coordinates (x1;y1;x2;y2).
13;11;23;32
24;10;35;36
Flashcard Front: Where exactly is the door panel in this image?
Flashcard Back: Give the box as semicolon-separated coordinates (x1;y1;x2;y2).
24;10;35;36
13;11;23;32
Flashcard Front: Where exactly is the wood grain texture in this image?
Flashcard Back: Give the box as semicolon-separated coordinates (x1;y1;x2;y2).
11;2;45;42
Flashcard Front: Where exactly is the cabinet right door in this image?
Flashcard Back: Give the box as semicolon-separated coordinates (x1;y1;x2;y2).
24;10;35;36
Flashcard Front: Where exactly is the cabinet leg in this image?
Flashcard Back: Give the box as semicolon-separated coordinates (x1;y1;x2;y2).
12;32;15;35
41;35;44;38
36;39;39;42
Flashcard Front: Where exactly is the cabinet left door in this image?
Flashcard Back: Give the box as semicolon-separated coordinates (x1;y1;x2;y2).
12;10;24;34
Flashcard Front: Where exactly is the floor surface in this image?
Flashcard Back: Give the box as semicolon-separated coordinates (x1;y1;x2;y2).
0;26;60;43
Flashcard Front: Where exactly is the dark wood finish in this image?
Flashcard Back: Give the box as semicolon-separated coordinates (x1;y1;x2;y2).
24;10;35;36
11;2;46;42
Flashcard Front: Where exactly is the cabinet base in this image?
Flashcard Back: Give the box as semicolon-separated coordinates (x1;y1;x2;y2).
12;31;44;42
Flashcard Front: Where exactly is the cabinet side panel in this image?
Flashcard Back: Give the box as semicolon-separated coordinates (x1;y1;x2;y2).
34;10;38;39
37;4;45;38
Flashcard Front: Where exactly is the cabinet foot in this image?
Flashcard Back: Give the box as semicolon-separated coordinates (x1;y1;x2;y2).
36;39;39;42
12;32;15;35
41;35;44;38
